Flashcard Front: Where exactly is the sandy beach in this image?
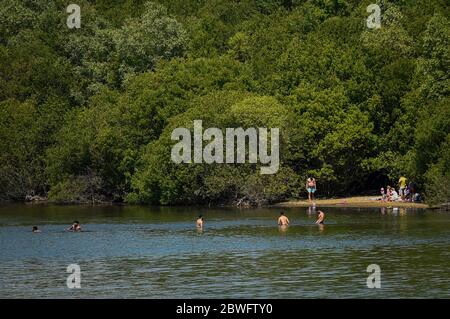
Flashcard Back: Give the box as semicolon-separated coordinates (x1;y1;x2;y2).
272;196;429;209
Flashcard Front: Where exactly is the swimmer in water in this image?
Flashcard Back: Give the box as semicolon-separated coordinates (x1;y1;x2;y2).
315;210;325;225
196;215;204;229
32;226;41;233
278;212;290;226
67;221;81;231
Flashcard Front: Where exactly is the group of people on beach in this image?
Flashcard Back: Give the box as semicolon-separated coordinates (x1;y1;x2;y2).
307;174;422;203
380;176;422;203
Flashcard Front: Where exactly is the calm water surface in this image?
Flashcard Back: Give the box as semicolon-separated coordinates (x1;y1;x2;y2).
0;204;449;298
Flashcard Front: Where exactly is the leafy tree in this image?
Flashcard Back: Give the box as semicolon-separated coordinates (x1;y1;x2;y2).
114;2;188;75
128;90;298;205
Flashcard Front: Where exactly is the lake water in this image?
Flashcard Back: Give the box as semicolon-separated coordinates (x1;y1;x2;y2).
0;204;449;298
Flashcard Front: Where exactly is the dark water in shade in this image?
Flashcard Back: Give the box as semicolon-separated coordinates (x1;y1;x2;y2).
0;204;449;298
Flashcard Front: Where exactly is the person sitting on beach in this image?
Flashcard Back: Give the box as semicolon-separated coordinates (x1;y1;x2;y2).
404;186;411;201
196;215;204;228
380;187;387;201
67;221;81;231
392;188;401;201
278;212;290;226
315;210;325;224
408;181;417;202
32;226;41;233
306;177;317;203
386;186;394;201
390;189;400;201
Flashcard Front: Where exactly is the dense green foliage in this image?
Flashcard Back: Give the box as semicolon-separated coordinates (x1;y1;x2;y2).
0;0;449;205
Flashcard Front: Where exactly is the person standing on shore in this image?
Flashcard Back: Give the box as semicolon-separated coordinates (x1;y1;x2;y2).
398;175;408;201
306;177;317;203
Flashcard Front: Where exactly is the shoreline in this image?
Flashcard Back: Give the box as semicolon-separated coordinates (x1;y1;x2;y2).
1;196;436;209
271;196;429;209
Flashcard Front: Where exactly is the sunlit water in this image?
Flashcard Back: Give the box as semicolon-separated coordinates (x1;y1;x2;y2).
0;204;449;298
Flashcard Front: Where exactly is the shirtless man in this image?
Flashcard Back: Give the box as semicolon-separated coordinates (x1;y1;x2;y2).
278;212;290;226
196;215;204;229
315;210;325;225
306;177;317;203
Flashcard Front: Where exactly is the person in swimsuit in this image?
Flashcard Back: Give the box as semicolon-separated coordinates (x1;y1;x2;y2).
67;221;81;231
306;177;317;203
278;212;290;226
32;226;41;233
315;210;325;224
196;215;204;229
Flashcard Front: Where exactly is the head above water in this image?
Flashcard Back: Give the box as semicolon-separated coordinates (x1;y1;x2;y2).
32;226;38;231
74;221;79;224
